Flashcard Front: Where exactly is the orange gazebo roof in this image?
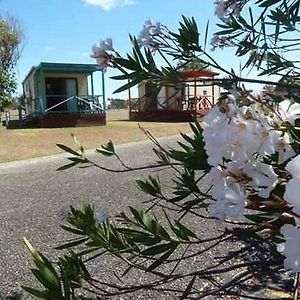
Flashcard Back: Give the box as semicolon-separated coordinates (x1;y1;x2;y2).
180;69;219;79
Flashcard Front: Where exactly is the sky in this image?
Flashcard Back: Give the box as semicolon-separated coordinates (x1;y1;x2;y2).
0;0;250;99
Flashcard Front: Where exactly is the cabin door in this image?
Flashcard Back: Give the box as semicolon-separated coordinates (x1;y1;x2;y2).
65;79;78;113
45;78;67;112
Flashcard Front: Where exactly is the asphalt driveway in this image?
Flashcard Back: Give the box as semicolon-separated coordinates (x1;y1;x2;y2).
0;136;228;300
0;136;187;298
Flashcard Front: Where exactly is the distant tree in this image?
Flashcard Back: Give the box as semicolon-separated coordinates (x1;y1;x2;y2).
0;15;24;111
110;98;127;109
0;70;16;110
0;15;23;70
177;57;209;71
16;93;25;106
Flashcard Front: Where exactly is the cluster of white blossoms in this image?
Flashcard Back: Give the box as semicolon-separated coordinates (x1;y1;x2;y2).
210;34;232;51
91;38;114;71
202;95;300;271
137;19;162;50
212;0;249;50
214;0;247;20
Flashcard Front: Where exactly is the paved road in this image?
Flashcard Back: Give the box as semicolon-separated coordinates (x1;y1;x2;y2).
0;136;228;300
0;136;186;298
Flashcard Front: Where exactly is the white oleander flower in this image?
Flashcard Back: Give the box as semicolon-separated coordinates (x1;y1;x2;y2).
278;99;300;125
214;0;244;20
91;38;114;71
91;38;114;56
244;161;278;198
209;166;227;200
225;113;261;162
137;19;162;50
285;154;300;178
284;178;300;215
278;224;300;272
202;105;231;166
209;182;247;221
203;124;230;166
284;155;300;215
210;34;231;51
214;0;226;19
275;133;295;164
95;55;110;71
202;100;239;166
256;127;281;157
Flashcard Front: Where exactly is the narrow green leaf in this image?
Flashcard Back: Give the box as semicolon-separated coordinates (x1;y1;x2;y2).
96;149;114;156
142;242;177;256
113;79;140;94
147;245;177;271
203;20;210;51
56;144;80;156
22;286;46;298
31;269;60;291
56;162;78;171
180;275;197;300
61;225;85;235
55;237;90;250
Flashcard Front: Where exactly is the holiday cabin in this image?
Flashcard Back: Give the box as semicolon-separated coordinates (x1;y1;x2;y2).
20;62;106;127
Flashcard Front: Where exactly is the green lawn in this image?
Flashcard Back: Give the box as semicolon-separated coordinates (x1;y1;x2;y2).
0;110;191;162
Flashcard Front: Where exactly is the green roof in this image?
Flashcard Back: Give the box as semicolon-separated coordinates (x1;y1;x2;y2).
23;62;101;84
38;62;101;73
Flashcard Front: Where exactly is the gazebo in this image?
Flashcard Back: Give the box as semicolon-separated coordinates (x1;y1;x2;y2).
128;69;221;122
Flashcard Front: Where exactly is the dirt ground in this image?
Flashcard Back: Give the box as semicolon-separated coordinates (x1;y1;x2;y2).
106;108;129;121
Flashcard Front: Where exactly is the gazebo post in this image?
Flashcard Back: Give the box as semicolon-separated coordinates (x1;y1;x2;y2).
128;80;131;118
212;75;215;105
194;77;197;116
102;71;105;110
91;73;94;97
165;86;169;109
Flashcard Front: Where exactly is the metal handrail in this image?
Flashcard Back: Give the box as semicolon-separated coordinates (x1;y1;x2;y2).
44;95;104;113
44;96;74;113
76;96;103;111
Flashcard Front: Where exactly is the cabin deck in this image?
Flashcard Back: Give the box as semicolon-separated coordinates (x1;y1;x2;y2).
33;112;106;128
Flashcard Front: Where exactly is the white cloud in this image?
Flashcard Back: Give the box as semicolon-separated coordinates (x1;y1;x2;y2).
83;0;136;11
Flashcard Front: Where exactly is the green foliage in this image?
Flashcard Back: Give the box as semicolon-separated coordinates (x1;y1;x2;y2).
136;176;162;197
214;0;300;79
0;16;23;110
22;238;65;300
96;140;115;156
23;238;91;300
168;121;209;170
0;69;16;111
170;16;200;54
